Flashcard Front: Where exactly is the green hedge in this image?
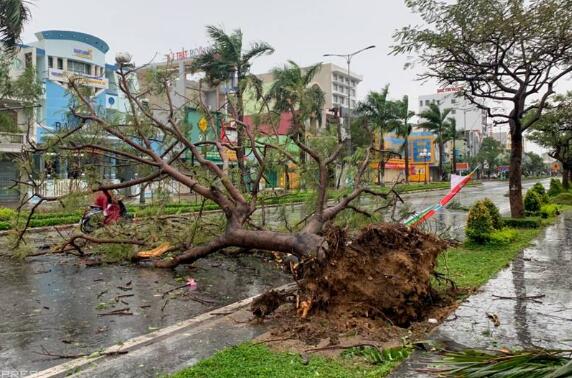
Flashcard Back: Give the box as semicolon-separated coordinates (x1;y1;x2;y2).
502;217;541;229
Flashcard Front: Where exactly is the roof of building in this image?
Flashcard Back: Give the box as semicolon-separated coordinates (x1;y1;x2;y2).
35;30;110;53
243;112;293;136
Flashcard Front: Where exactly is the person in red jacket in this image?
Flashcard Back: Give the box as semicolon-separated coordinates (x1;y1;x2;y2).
94;190;121;224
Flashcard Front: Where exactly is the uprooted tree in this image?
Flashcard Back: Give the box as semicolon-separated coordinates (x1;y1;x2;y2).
393;0;572;217
11;28;451;325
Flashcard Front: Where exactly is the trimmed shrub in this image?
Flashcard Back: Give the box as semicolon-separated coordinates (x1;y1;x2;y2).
466;202;494;244
489;229;518;244
530;182;549;204
540;204;560;219
502;217;541;229
524;190;542;215
0;208;16;221
552;192;572;206
548;178;564;197
481;198;502;230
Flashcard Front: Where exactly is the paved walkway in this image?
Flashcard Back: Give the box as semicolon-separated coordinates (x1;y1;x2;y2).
391;211;572;377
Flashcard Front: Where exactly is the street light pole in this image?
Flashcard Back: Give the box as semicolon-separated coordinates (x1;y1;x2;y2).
323;45;376;142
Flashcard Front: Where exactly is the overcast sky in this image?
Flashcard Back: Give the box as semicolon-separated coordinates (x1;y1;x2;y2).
22;0;434;103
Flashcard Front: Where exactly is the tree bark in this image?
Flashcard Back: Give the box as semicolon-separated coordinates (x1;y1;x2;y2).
509;122;525;217
563;167;570;190
438;138;444;181
378;132;385;185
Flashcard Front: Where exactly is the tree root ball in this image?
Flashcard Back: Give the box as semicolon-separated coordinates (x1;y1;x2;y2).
300;224;448;327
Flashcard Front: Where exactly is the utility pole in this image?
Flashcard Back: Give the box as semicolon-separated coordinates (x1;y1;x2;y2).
323;45;376;146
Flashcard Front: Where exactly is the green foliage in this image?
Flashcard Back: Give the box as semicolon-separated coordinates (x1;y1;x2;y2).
552;192;572;206
465;201;493;244
342;346;411;366
523;152;547;177
480;198;502;230
548;178;564;197
530;182;549;203
438;348;572;378
0;0;31;50
475;137;505;178
95;243;136;263
524;189;542;215
169;342;400;378
0;207;16;221
488;229;518;245
437;228;541;289
502;217;542;229
540;204;560;219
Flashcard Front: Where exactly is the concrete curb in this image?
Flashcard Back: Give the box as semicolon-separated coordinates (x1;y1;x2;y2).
27;282;296;378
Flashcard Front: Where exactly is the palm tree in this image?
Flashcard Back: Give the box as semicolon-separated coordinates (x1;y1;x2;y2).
267;61;325;187
418;103;452;181
0;0;30;53
442;118;465;175
355;85;396;185
390;95;415;183
191;26;274;191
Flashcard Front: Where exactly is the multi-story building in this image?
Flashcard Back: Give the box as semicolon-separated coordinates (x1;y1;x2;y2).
418;87;489;159
257;62;363;126
0;30;132;202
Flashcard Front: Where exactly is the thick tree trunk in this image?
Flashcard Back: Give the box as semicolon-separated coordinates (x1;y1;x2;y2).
404;138;409;183
509;123;525;218
154;228;324;268
563;167;570;190
284;164;290;190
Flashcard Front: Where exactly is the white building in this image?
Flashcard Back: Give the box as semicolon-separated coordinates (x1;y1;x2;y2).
418;87;489;158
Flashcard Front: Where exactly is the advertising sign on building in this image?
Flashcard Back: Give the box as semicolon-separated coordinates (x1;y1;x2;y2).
437;86;463;94
48;68;108;89
73;48;93;60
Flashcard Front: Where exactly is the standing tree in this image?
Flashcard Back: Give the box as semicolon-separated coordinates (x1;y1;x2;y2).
418;103;451;180
522;152;546;177
475;137;505;178
190;25;274;192
443;118;465;175
393;0;572;217
0;0;30;53
266;61;325;184
356;85;396;185
528;93;572;189
390;95;415;183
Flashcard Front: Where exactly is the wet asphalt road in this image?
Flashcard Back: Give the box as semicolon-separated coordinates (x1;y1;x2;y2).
0;179;549;373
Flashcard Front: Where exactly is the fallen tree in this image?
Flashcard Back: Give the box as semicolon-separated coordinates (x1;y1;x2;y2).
14;45;408;270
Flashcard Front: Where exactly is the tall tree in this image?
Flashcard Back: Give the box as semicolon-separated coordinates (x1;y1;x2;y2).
476;137;505;178
528;93;572;189
0;0;30;53
393;0;572;217
390;95;415;183
191;26;274;192
418;103;451;181
356;85;396;184
266;61;325;177
522;152;546;177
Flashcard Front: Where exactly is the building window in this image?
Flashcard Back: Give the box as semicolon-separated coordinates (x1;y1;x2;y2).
57;58;64;70
48;56;53;69
451;109;456;114
68;60;91;75
451;98;457;104
351;89;355;96
420;100;423;107
425;100;430;105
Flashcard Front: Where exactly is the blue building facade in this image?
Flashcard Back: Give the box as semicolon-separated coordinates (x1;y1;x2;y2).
23;30;125;143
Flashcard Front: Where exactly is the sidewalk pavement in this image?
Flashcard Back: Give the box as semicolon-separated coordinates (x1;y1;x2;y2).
391;212;572;377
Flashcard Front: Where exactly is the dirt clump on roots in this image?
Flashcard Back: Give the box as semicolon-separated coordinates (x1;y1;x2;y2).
254;223;453;351
297;223;447;326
